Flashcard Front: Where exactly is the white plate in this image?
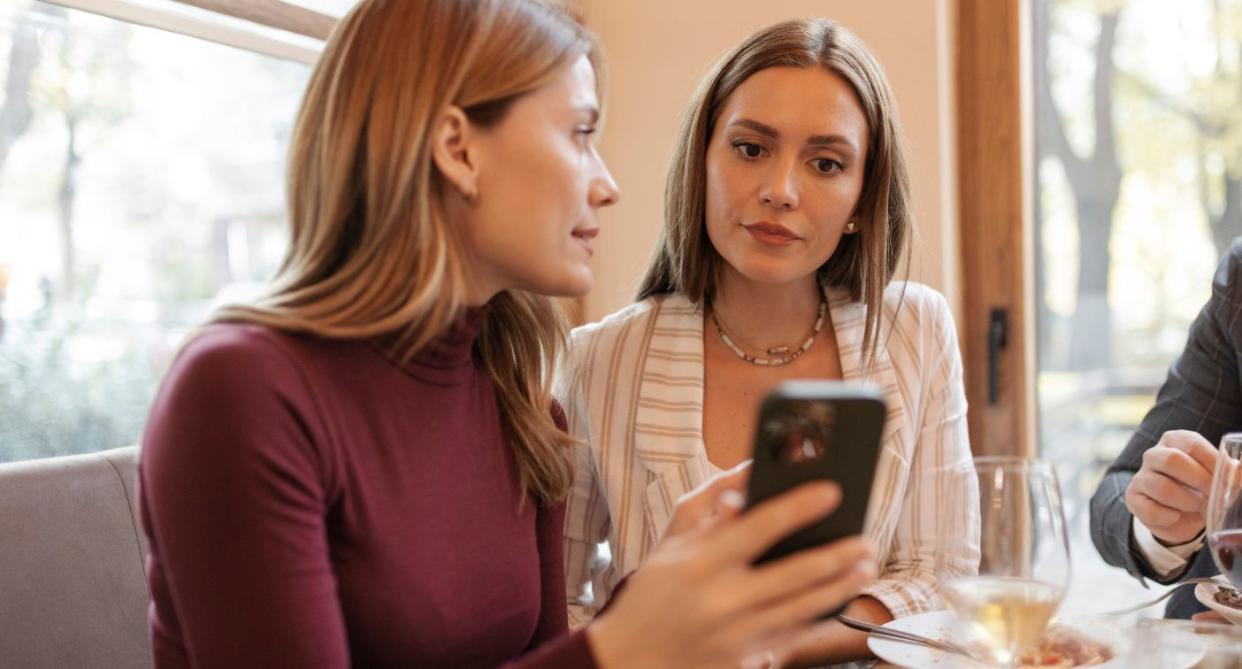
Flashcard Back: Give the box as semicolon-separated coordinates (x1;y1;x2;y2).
867;611;988;669
866;610;1191;669
1194;577;1242;625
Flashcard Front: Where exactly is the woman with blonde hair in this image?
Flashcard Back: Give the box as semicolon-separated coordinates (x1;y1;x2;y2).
139;1;877;667
561;18;979;666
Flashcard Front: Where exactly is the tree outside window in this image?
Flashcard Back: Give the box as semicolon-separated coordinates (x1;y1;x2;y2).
0;1;309;462
1035;0;1242;612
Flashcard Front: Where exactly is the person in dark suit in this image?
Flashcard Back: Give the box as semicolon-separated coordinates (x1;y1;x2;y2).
1090;240;1242;619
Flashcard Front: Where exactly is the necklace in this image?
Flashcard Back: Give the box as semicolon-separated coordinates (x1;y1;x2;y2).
711;292;827;366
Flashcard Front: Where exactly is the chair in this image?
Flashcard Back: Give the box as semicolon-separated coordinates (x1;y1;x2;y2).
0;446;150;668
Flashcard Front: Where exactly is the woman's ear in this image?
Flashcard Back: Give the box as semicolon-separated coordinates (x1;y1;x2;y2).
431;105;479;202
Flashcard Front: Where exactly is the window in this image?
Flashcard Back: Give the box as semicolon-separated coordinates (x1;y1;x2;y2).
0;1;312;462
1033;0;1242;611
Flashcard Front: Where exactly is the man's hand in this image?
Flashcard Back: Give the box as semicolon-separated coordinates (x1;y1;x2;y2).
1125;430;1217;546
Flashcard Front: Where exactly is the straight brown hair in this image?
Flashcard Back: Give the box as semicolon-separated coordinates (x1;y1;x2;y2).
637;18;911;370
212;0;600;503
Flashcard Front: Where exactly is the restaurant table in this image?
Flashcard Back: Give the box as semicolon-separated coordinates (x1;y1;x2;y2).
862;616;1242;668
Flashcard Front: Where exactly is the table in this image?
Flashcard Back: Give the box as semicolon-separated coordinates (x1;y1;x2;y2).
863;616;1242;668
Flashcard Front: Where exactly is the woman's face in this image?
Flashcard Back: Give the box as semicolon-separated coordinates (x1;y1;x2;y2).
463;55;619;300
704;66;869;288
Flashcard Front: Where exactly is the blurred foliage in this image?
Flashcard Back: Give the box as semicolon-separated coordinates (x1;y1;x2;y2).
0;313;157;461
0;2;304;462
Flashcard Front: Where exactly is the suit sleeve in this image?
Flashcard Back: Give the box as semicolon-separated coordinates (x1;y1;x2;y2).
1090;240;1242;584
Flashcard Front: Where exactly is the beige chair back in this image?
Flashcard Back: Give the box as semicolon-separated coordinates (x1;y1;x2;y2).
0;446;150;668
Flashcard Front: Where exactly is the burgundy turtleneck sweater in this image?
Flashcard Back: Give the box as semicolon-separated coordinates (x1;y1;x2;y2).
138;313;597;668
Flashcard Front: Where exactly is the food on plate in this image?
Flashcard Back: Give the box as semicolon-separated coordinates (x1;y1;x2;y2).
1015;625;1112;668
1213;586;1242;610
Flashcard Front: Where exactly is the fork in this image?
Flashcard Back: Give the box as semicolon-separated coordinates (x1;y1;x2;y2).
1095;577;1241;617
836;614;984;661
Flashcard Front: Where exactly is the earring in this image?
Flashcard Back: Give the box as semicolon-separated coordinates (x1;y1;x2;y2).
845;220;857;232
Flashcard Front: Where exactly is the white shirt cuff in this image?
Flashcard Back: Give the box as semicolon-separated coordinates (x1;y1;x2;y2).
1132;517;1202;578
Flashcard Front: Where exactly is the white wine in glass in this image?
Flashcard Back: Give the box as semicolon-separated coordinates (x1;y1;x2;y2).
942;576;1064;660
939;457;1071;666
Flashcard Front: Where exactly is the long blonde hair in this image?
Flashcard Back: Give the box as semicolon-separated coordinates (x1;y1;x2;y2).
637;18;911;370
214;0;598;503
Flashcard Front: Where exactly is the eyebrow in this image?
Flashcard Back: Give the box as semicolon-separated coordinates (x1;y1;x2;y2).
575;106;600;124
730;118;856;151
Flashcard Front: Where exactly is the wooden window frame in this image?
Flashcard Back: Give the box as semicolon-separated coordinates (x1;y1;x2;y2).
956;0;1036;457
41;0;334;63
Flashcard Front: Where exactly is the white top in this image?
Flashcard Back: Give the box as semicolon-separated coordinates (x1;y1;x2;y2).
556;282;981;628
1132;516;1203;578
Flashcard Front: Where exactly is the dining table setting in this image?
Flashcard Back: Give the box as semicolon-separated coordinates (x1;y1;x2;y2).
858;445;1242;669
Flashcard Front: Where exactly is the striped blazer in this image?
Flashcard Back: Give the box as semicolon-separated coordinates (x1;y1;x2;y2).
556;282;979;627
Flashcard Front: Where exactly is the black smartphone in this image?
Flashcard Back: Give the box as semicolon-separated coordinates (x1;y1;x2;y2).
745;381;887;573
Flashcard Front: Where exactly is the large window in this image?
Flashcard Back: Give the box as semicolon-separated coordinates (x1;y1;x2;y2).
1034;0;1242;611
0;1;313;462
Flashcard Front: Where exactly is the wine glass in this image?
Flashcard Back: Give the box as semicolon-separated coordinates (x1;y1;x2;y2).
938;457;1072;666
1206;433;1242;588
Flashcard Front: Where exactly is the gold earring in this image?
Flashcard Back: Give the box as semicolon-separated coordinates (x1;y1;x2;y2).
846;221;857;232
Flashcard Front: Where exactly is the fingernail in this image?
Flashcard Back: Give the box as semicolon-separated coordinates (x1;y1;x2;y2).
813;481;841;502
717;489;745;511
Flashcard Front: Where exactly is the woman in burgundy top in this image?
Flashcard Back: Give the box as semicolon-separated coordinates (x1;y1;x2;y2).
138;0;877;667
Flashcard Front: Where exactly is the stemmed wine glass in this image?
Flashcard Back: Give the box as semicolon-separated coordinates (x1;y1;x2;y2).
938;457;1072;667
1206;433;1242;588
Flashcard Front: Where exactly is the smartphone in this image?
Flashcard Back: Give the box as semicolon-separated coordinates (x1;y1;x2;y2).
745;380;887;573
